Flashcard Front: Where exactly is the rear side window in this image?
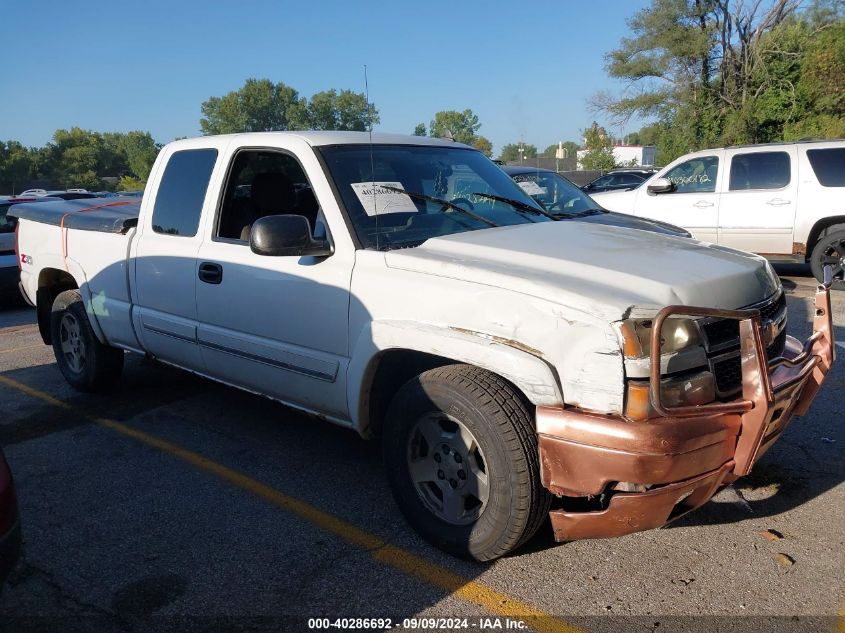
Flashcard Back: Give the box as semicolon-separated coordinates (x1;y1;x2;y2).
729;152;790;190
807;148;845;187
151;149;218;236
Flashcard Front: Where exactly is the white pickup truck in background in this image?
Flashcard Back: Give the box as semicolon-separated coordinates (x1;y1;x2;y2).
591;140;845;287
10;132;835;561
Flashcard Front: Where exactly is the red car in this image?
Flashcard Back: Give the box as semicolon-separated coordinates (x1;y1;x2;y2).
0;448;20;595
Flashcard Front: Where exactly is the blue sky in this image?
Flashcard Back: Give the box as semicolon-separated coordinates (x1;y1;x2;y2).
1;0;650;154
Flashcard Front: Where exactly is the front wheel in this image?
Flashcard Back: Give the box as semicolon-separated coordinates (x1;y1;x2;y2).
50;290;124;392
810;228;845;287
383;365;550;561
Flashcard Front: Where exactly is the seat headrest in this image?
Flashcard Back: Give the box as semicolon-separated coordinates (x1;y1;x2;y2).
251;172;297;213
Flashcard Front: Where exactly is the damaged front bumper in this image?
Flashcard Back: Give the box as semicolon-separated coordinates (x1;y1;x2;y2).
537;276;835;541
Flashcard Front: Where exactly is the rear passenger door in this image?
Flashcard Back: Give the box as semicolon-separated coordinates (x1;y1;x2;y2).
717;148;797;255
132;145;223;372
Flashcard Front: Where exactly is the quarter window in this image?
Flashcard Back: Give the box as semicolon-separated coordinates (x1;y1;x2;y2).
664;157;718;193
729;152;790;191
151;149;218;236
807;148;845;187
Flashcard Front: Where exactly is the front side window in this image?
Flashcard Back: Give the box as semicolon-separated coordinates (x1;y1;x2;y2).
729;151;790;190
664;157;719;193
319;145;551;250
151;149;218;236
215;150;319;241
807;148;845;187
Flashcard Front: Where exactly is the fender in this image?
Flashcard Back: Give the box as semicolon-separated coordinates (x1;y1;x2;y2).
346;320;564;435
31;255;109;346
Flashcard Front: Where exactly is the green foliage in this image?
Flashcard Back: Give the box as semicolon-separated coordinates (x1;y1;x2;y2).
472;136;493;157
429;110;481;145
600;1;845;163
117;175;146;192
306;89;379;131
541;141;578;159
0;128;161;193
580;122;617;171
498;143;538;162
200;78;378;135
413;123;426;136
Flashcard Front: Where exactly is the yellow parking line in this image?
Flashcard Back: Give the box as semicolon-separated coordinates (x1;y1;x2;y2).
0;374;580;633
0;344;44;354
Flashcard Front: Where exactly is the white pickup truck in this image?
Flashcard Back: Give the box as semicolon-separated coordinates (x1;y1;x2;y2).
591;140;845;287
11;132;835;561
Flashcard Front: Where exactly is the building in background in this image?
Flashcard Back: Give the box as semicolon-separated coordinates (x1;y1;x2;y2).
576;145;656;169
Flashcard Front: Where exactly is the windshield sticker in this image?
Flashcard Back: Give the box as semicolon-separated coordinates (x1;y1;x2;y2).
516;180;546;196
351;182;417;216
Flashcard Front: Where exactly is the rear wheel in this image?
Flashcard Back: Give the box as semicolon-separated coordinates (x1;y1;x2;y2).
50;290;124;392
810;228;845;288
383;364;550;561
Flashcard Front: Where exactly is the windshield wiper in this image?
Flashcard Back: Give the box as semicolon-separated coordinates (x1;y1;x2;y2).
380;186;499;228
553;207;606;219
470;192;557;221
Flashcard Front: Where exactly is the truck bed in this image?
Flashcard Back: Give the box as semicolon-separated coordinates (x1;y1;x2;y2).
8;197;141;234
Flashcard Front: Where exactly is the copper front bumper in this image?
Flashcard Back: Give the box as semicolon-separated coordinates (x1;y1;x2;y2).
538;280;835;541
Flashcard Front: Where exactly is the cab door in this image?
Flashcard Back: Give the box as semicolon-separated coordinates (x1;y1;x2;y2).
633;152;723;243
132;144;223;372
717;148;797;255
194;143;355;418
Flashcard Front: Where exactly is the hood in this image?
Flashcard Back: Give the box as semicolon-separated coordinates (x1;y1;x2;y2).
589;188;638;214
385;221;779;321
574;210;691;238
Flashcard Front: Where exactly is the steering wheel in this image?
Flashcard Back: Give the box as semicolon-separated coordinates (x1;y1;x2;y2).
448;197;475;211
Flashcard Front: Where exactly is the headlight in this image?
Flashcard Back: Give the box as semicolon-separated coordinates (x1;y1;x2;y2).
618;317;702;359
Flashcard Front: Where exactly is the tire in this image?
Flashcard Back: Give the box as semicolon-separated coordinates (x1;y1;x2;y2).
382;364;551;561
50;290;124;392
810;228;845;287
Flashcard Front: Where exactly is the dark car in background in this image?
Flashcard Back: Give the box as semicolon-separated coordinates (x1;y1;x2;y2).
0;448;21;596
501;165;690;237
581;168;658;194
1;196;61;297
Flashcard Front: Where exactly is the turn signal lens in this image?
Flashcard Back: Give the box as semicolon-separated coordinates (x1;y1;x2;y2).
625;370;716;421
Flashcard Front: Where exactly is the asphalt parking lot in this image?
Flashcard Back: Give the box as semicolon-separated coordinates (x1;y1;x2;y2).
0;264;843;633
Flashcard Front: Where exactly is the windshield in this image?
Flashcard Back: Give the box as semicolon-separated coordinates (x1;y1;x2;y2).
510;170;602;216
318;144;551;250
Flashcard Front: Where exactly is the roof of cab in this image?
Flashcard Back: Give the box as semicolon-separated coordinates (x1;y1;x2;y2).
169;131;472;149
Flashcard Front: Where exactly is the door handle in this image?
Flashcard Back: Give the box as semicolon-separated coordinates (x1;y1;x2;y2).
766;198;792;206
198;262;223;284
693;200;714;208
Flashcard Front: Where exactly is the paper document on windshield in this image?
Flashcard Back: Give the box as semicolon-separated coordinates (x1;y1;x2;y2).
351;182;417;216
516;180;546;196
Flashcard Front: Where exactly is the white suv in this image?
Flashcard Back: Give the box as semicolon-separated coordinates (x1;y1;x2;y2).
591;140;845;285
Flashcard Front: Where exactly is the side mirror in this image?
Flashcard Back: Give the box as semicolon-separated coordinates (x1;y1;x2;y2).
647;177;675;195
249;214;333;257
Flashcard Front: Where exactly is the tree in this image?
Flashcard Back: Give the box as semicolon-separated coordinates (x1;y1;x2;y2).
429;110;481;145
593;0;835;162
0;141;36;194
200;79;308;134
580;122;616;171
305;89;379;131
498;143;538;162
119;131;159;181
472;136;493;157
542;141;579;159
413;123;426;136
200;79;378;134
